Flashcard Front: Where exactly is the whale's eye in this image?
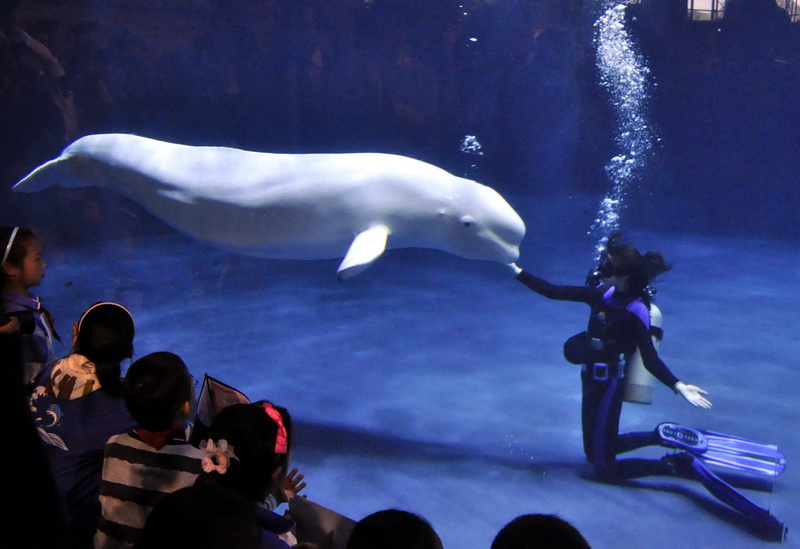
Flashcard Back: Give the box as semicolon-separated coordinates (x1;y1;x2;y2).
461;215;475;228
463;221;472;227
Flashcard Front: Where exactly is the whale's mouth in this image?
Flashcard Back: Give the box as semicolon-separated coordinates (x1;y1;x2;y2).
501;243;521;263
489;215;525;262
491;238;521;263
455;225;523;263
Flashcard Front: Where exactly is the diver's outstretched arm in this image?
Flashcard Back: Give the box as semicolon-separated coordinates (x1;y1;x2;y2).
508;265;596;303
675;381;712;408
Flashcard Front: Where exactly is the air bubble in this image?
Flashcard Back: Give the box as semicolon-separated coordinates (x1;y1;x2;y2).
590;1;657;254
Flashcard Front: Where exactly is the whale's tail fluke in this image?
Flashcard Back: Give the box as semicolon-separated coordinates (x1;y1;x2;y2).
13;154;85;192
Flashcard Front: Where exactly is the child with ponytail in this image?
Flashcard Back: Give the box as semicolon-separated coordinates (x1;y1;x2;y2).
197;401;308;549
30;301;136;548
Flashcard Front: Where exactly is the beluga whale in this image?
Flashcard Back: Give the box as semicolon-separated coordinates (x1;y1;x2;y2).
14;133;526;279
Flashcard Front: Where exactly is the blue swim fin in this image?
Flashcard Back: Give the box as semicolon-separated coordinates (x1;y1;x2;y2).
657;423;786;478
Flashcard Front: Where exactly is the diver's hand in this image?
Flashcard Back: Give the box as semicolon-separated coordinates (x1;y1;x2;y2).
675;381;712;409
507;263;522;276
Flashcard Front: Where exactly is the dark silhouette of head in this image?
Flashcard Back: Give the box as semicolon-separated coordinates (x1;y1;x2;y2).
74;302;135;397
602;232;670;298
124;352;193;431
346;509;443;549
492;514;591;549
135;482;260;549
201;400;293;503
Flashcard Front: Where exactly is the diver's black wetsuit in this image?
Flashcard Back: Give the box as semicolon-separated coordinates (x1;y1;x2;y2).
516;270;677;477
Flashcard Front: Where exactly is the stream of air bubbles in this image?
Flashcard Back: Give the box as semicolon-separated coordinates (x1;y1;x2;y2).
591;1;657;255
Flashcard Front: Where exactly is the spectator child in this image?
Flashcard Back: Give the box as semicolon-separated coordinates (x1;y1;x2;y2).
95;352;204;549
345;509;443;549
196;401;305;549
491;514;592;549
30;301;136;549
1;226;60;387
134;483;261;549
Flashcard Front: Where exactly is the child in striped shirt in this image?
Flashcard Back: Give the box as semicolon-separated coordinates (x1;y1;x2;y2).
95;352;204;549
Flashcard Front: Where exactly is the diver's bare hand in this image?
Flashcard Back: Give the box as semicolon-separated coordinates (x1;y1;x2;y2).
675;381;712;409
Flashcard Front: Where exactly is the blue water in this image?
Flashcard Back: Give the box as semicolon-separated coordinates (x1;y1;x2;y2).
33;193;798;548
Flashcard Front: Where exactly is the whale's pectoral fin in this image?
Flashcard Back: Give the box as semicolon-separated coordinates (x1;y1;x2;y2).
337;225;390;280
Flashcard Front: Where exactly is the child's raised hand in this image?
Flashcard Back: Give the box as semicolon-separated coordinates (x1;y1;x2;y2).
280;467;308;502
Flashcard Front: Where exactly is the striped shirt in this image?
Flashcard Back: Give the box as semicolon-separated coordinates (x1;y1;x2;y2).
94;430;204;549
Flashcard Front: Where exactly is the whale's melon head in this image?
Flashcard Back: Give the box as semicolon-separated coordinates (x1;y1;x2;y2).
435;180;525;264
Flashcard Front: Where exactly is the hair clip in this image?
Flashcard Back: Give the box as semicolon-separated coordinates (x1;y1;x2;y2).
262;402;288;454
199;439;238;474
2;226;19;266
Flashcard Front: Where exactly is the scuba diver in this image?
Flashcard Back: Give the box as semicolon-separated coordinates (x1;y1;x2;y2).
509;234;786;541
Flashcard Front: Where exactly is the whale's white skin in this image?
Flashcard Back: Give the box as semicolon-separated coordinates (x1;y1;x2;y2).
14;133;526;278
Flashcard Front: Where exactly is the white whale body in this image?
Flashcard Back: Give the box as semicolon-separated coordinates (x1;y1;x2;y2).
14;133;526;278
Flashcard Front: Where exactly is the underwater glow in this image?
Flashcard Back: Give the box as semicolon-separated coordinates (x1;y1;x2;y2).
591;1;656;255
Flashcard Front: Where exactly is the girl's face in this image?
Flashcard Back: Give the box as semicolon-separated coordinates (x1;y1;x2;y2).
5;238;46;291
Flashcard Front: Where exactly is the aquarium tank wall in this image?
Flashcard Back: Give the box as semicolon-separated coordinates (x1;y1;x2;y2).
1;0;798;547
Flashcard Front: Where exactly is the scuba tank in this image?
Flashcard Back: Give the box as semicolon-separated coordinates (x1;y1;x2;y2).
622;302;661;404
